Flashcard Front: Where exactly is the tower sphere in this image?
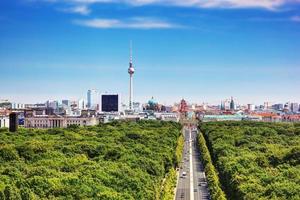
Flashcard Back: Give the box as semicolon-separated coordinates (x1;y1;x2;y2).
128;67;135;74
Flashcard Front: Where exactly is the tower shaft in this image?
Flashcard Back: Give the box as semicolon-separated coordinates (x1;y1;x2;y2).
128;41;135;111
129;74;133;110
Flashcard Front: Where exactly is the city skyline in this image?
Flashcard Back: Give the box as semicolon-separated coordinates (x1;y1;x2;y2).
1;0;300;104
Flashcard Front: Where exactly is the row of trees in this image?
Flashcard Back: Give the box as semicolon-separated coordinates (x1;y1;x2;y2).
197;131;226;200
199;121;300;200
0;120;182;199
160;134;184;200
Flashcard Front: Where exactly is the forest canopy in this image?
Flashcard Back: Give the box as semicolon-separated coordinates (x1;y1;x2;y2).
0;120;182;200
199;121;300;200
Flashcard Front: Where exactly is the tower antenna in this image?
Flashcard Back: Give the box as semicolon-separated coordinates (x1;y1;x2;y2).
130;40;133;64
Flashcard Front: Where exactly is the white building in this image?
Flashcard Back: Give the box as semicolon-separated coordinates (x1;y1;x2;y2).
0;116;9;128
158;113;180;122
87;89;99;110
25;116;98;128
132;102;142;113
47;100;59;110
11;103;25;109
264;102;272;110
62;100;71;107
247;104;256;111
291;103;299;113
78;99;86;110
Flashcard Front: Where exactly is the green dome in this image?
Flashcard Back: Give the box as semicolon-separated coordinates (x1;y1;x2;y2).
148;97;158;105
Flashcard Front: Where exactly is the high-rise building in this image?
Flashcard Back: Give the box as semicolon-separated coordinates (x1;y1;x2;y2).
220;101;225;110
101;94;120;112
62;100;71;107
247;104;255;111
46;100;58;110
78;99;85;110
273;104;284;111
230;97;235;110
87;89;99;110
264;102;272;110
291;103;299;113
128;41;135;110
284;103;290;111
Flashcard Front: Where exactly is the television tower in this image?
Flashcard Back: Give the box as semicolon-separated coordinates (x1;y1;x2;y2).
128;41;135;110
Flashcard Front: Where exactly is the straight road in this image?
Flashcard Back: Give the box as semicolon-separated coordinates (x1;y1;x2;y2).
175;128;190;200
175;127;210;200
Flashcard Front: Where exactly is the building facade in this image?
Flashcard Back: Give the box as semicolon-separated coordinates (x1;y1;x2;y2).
101;94;120;112
291;103;299;113
87;89;99;110
25;116;98;128
0;116;9;128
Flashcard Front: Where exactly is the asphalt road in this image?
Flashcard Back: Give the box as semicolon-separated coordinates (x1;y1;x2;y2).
175;127;210;200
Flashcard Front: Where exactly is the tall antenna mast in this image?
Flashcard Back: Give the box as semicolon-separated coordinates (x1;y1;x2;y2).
130;40;133;64
128;40;135;111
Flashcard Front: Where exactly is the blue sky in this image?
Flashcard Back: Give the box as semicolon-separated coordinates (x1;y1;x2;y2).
1;0;300;105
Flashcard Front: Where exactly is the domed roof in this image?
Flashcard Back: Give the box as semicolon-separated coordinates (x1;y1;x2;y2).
148;97;158;105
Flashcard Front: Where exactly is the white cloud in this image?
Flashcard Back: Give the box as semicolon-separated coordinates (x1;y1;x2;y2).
38;0;300;9
134;0;300;10
73;17;181;29
67;0;113;3
291;15;300;22
61;5;91;15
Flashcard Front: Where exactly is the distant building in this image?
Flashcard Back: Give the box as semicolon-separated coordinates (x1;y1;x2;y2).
162;105;173;113
242;115;262;121
62;100;71;107
157;113;179;122
282;114;300;122
24;107;98;128
133;102;142;113
202;114;244;122
145;97;159;111
25;103;46;109
47;100;59;110
25;116;98;128
284;103;290;112
78;99;86;110
273;104;284;111
0;100;11;109
11;103;25;109
264;102;272;110
230;97;235;110
101;94;120;112
179;99;188;113
255;113;281;122
291;103;299;113
0;116;9;128
87;89;99;110
247;104;255;111
220;101;225;111
221;99;231;110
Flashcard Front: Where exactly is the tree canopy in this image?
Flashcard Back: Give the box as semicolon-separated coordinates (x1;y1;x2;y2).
200;121;300;200
0;120;182;200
